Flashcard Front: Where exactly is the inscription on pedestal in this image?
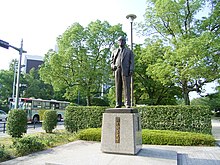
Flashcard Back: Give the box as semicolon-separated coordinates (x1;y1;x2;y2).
115;117;120;143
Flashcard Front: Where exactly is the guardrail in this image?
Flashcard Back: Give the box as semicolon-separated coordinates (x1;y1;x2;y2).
0;122;6;133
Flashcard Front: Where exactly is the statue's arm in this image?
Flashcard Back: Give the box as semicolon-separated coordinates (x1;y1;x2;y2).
111;50;116;71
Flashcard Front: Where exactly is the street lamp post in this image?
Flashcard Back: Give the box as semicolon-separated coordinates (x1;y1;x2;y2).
15;39;25;109
0;39;27;109
12;61;18;100
126;14;137;107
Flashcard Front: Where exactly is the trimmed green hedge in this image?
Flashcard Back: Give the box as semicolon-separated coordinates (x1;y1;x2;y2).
76;128;215;146
64;105;211;134
64;106;106;132
139;105;212;134
142;129;215;146
77;128;101;141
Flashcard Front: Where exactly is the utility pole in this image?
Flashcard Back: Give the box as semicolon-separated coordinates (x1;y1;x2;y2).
12;61;18;100
0;39;27;109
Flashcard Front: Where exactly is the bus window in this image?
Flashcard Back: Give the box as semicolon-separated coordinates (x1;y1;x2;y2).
24;102;32;110
60;103;68;109
45;102;50;109
33;101;42;109
55;103;59;109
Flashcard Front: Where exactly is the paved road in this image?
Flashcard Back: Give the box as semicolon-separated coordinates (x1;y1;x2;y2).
0;121;64;137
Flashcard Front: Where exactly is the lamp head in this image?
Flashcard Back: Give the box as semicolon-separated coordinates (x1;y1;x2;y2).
126;14;137;22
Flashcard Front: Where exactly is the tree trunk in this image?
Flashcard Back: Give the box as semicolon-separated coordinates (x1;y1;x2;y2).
183;91;190;105
86;88;91;106
86;96;91;106
182;80;190;105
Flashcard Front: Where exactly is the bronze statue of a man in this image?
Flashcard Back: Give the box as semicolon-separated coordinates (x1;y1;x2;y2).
111;36;134;108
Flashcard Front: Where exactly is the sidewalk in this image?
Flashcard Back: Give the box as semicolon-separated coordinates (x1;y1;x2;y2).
1;119;220;165
212;119;220;146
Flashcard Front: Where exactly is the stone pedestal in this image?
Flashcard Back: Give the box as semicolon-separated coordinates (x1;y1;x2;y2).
101;108;142;155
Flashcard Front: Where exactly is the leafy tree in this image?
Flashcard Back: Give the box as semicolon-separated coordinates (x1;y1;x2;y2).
39;20;126;106
134;43;182;105
0;69;13;105
0;60;19;110
139;0;220;105
22;68;55;100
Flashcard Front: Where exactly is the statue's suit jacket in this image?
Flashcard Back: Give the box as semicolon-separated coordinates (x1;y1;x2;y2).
111;47;134;76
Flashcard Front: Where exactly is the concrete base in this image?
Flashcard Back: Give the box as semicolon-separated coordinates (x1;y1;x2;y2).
101;108;142;155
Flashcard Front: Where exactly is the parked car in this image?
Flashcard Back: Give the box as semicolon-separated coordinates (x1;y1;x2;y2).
0;110;7;121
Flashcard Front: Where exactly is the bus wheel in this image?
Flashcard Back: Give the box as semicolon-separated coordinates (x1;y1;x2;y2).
33;115;39;123
57;115;62;122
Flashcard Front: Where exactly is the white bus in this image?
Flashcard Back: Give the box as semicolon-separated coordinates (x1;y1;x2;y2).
9;98;70;123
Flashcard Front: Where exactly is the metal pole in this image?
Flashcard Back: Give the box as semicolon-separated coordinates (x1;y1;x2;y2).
12;61;17;100
126;14;136;107
15;39;24;109
130;21;134;107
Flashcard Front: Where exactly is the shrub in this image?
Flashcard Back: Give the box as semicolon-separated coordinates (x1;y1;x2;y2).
42;110;57;133
64;106;106;133
142;129;215;146
13;136;46;156
6;109;27;138
76;128;215;146
64;105;211;134
0;145;11;162
77;128;101;141
139;105;212;134
39;109;47;121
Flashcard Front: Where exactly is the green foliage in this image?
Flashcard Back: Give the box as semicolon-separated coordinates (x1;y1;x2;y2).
23;68;55;99
64;106;106;133
142;129;215;146
0;69;14;107
139;105;212;134
0;130;77;162
6;110;27;138
134;44;182;105
106;86;116;107
39;109;46;121
42;110;57;133
91;97;109;106
13;136;46;156
34;131;76;147
0;145;11;162
139;0;220;105
39;20;126;106
64;105;211;134
76;128;215;146
77;128;101;141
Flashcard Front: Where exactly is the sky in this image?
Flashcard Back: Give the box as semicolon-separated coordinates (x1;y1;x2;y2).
0;0;146;70
0;0;217;99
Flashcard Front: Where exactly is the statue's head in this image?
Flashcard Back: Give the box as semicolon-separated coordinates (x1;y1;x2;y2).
117;36;126;47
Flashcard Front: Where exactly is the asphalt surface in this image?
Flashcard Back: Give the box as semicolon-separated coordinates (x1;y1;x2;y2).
1;120;220;165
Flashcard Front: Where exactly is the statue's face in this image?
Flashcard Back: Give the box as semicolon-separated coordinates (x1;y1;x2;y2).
118;39;126;47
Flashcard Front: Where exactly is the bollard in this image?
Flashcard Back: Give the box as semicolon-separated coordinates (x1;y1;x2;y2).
3;122;6;133
34;121;36;129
